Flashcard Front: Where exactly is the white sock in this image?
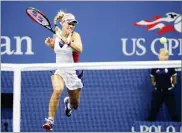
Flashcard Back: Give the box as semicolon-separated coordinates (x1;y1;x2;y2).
48;117;54;121
68;102;72;110
46;118;54;124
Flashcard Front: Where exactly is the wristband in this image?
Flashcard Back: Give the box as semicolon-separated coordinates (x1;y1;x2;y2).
67;41;71;46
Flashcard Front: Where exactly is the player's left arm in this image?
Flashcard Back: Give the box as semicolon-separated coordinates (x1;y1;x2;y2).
69;32;83;53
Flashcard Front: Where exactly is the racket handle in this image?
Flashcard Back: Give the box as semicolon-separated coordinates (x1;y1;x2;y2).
56;32;62;40
51;29;65;44
55;26;63;40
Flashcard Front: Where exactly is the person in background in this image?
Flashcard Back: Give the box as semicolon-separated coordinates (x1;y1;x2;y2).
147;48;180;122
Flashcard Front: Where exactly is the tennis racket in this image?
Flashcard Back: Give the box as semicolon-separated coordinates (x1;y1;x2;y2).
26;7;56;34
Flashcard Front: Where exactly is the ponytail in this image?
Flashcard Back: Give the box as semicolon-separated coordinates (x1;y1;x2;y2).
54;10;65;24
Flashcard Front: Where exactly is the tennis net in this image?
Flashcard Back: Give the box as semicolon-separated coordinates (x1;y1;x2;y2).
1;60;181;132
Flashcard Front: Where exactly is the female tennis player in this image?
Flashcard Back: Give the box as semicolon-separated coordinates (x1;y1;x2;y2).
42;10;83;131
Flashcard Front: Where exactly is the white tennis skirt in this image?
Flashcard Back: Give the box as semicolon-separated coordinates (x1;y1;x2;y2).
54;69;83;90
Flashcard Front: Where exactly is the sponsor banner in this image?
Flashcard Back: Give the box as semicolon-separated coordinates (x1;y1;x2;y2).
132;121;181;132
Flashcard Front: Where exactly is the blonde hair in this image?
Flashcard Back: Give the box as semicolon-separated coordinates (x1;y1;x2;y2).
54;10;66;24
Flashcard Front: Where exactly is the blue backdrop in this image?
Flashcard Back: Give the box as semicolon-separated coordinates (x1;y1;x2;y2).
1;1;181;132
1;1;181;63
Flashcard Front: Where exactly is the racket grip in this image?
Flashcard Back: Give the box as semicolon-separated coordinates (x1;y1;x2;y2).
56;32;62;40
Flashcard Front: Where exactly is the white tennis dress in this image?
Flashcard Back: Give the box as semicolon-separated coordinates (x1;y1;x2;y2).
54;35;83;90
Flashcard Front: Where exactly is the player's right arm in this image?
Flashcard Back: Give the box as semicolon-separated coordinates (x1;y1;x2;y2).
45;34;56;49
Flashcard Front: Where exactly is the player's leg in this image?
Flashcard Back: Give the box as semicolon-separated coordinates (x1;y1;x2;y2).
64;70;83;117
147;90;164;121
64;88;81;116
43;74;65;130
68;88;81;109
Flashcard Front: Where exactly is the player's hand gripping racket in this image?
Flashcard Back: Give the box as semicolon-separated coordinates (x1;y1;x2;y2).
26;7;56;33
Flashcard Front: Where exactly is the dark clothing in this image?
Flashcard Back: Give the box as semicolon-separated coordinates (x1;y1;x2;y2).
148;68;180;122
148;90;180;121
150;68;176;91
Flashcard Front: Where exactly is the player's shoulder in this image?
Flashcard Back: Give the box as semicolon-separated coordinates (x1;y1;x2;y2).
72;31;81;37
71;32;82;42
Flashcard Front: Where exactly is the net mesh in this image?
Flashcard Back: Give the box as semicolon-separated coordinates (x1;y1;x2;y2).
1;67;181;132
1;72;13;132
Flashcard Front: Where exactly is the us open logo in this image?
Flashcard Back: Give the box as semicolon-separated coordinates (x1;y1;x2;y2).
134;12;182;34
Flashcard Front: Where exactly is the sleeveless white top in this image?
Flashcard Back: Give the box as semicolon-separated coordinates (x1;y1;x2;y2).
53;34;83;90
54;34;73;63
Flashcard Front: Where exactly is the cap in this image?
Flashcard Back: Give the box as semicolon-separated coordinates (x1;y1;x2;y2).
62;13;78;24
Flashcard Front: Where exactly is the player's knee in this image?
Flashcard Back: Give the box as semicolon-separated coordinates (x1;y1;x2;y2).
53;90;62;98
